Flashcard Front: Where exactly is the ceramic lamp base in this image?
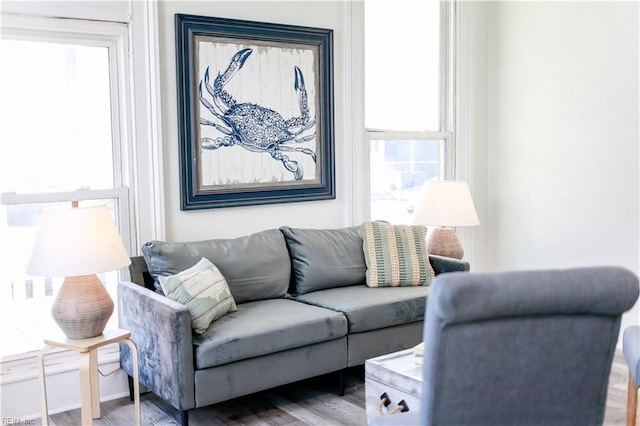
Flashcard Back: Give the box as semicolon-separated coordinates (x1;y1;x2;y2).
51;274;114;339
427;226;464;259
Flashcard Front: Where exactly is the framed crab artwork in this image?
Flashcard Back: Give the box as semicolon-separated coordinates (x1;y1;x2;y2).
175;14;335;210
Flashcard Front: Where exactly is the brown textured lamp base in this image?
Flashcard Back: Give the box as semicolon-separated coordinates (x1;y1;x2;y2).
427;226;464;259
51;274;114;339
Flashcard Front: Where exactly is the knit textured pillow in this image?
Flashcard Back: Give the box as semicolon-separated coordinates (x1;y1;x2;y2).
361;221;435;288
159;257;237;334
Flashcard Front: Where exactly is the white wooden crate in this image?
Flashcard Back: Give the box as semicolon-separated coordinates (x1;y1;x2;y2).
364;349;423;424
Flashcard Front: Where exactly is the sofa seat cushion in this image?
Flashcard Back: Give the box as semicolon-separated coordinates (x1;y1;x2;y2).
295;285;429;333
192;299;348;369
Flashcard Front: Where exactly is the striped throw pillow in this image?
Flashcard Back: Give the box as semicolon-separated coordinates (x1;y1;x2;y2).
361;222;435;288
159;257;237;334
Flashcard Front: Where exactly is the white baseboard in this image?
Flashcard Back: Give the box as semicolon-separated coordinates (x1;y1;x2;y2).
0;360;130;420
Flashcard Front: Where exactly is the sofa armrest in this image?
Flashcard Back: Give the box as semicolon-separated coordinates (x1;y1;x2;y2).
429;254;470;275
118;281;195;411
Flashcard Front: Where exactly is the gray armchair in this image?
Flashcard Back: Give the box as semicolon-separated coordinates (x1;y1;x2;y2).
374;266;639;425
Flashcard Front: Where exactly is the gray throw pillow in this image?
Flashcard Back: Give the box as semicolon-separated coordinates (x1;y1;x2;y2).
142;229;290;304
159;257;237;334
280;226;366;295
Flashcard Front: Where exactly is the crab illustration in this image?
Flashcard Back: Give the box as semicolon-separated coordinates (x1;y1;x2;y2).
198;48;317;180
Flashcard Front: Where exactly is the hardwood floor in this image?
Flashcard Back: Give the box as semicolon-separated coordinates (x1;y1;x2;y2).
605;351;632;426
44;351;632;426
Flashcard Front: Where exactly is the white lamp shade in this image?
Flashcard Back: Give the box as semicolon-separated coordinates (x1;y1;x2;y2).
413;180;480;227
27;204;131;277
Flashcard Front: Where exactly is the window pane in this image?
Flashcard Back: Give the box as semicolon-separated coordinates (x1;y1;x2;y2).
365;1;440;131
384;140;411;162
0;40;114;194
370;139;440;224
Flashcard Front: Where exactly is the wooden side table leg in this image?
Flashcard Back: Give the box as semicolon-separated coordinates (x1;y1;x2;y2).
89;349;101;418
79;351;94;426
122;339;141;426
38;347;49;426
628;372;638;426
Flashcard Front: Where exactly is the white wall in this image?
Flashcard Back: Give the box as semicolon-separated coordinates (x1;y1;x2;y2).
485;1;639;274
158;1;350;242
483;1;639;330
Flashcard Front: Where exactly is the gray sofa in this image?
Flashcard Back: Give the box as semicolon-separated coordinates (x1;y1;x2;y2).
118;226;469;425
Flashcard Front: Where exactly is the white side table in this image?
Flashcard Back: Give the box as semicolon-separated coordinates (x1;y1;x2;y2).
38;328;140;426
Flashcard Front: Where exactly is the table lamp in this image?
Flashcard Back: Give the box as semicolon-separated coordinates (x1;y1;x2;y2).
27;202;131;339
413;180;479;259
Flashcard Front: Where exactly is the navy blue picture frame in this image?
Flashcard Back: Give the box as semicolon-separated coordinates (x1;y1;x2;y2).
175;14;335;210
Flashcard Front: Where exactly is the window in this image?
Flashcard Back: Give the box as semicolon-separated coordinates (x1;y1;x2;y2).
365;1;455;224
0;21;132;358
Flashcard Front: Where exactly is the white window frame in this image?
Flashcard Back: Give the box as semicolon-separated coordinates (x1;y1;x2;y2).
0;1;164;376
1;189;131;252
344;1;474;234
0;16;134;250
364;1;457;216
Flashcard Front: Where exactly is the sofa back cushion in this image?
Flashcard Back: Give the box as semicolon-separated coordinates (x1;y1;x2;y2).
280;226;366;295
142;229;290;304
